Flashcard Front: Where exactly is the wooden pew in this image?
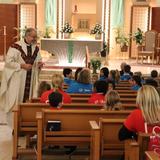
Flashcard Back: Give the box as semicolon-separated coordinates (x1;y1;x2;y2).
36;109;131;160
71;97;136;104
29;97;137;110
119;93;137;98
116;83;132;87
29;98;40;103
116;90;137;94
121;103;138;110
29;95;92;103
30;92;137;103
70;93;137;99
145;151;159;160
124;133;151;160
119;80;130;83
90;118;125;160
12;103;104;160
124;139;139;160
12;103;50;160
115;86;132;90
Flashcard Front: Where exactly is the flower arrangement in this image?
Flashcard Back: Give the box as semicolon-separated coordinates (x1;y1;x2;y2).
133;28;144;45
90;58;101;74
90;23;103;34
13;26;27;39
61;22;73;33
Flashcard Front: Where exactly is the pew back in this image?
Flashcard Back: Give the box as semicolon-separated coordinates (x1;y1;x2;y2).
36;109;131;160
90;118;125;160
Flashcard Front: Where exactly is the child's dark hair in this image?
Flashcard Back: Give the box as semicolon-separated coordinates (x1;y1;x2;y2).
63;68;72;77
124;65;131;73
132;75;142;87
151;70;158;78
94;80;108;95
49;92;63;108
75;67;83;81
38;81;51;97
101;67;109;78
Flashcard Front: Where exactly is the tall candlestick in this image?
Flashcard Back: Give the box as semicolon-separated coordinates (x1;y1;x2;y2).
3;26;6;35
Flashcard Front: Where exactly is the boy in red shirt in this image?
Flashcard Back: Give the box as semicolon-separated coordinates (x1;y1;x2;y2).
48;92;62;109
88;80;108;104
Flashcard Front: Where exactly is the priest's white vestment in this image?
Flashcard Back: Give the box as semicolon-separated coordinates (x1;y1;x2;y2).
0;40;42;113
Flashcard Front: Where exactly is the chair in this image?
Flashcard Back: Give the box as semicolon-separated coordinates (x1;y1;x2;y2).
137;30;158;64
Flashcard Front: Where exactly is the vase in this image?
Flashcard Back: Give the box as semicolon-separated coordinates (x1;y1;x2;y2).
95;33;101;40
120;44;128;52
64;33;71;39
93;68;97;74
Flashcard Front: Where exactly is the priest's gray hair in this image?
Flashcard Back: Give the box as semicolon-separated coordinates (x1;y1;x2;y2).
25;28;36;37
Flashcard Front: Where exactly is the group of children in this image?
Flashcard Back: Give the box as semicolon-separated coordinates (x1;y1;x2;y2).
38;64;160;109
36;64;160;157
38;66;124;110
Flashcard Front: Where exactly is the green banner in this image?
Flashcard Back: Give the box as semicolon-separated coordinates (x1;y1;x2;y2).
45;0;56;27
111;0;124;27
67;41;74;63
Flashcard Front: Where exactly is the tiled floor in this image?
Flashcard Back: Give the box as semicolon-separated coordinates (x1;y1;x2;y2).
0;124;89;160
0;125;12;160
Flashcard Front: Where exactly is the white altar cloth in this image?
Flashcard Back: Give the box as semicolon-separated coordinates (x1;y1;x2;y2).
41;38;102;66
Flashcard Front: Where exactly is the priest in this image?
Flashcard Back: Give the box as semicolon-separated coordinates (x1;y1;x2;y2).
0;28;43;127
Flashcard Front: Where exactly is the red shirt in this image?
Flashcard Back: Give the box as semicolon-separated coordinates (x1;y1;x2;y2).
40;89;72;104
124;109;160;133
88;93;105;104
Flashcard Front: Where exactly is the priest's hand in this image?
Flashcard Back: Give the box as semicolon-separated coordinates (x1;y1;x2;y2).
38;61;44;69
20;63;32;70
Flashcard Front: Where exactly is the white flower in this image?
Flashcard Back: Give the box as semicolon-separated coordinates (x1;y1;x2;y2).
61;22;73;33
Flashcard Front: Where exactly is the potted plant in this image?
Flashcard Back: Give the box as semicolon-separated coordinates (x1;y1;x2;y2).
61;22;73;39
132;28;144;51
116;33;130;52
133;28;144;45
90;23;103;40
43;26;53;38
90;58;101;74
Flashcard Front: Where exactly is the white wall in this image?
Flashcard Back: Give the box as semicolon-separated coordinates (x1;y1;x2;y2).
37;0;45;31
0;0;36;3
71;0;96;14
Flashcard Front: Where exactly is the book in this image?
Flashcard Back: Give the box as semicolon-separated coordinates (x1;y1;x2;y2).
47;120;61;131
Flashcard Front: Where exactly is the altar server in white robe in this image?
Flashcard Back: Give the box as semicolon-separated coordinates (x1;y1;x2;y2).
0;28;43;127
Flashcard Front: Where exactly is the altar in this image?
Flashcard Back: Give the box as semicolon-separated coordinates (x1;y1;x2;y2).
41;38;103;67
